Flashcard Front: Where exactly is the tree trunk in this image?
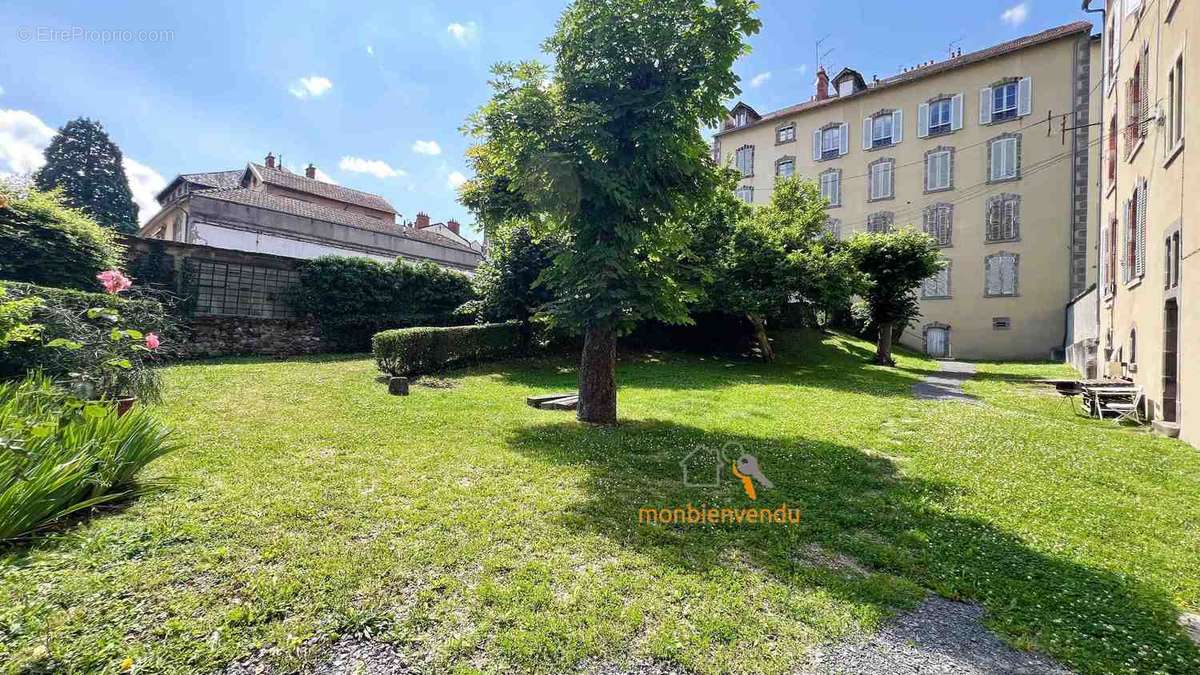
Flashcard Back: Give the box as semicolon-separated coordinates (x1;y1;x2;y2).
875;321;896;366
577;321;617;424
748;313;774;362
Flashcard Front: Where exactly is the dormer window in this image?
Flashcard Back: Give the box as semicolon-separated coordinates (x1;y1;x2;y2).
735;110;749;127
837;80;851;97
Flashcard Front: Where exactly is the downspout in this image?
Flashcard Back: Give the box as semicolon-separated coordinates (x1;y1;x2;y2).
1083;0;1106;377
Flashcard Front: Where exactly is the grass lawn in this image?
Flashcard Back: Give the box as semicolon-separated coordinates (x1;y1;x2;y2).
2;330;1199;674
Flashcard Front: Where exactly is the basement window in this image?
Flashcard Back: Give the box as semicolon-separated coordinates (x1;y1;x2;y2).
992;317;1011;330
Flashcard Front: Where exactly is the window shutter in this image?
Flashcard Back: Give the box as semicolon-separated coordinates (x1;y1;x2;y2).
1004;256;1018;295
1113;7;1122;70
1017;77;1032;117
832;174;840;205
839;123;849;155
749;146;755;176
1139;53;1149;136
892;110;903;143
1120;199;1130;282
986;257;1001;295
951;93;963;130
812;129;821;161
863;117;873;150
1136;180;1147;277
918;103;930;137
979;87;993;124
990;141;1001;181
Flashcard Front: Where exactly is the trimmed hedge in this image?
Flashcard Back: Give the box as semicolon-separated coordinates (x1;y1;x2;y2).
0;184;124;291
290;257;476;351
0;282;173;380
372;322;521;376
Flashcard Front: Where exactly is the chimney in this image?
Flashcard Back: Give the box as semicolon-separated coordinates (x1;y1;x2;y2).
446;219;461;235
414;212;431;229
815;67;830;101
305;163;317;179
265;152;276;169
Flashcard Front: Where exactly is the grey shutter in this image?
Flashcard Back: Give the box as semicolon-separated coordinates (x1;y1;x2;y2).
990;141;1002;181
1017;77;1032;117
1136;180;1147;277
812;129;822;161
979;87;993;124
1120;199;1130;282
839;123;849;155
918;103;930;137
892;110;903;143
863;117;873;150
986;256;1001;295
951;93;964;130
1113;6;1122;70
748;146;755;176
1004;255;1018;295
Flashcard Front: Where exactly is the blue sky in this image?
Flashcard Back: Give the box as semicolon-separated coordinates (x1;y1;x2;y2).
0;1;1097;241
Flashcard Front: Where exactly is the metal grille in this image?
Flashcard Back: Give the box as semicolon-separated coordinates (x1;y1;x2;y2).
185;258;298;318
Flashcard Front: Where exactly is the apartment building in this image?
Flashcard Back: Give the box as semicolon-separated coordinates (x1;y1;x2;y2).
1093;0;1195;444
713;22;1100;360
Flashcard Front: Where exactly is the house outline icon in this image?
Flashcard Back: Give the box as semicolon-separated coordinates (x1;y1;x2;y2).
680;442;743;488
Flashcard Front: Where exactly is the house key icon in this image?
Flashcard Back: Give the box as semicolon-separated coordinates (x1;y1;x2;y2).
731;454;773;500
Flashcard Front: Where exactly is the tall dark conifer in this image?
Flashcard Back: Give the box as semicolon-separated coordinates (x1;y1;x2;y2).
34;118;139;234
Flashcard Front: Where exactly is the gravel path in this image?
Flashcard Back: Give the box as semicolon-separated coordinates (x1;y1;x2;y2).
802;596;1072;674
913;360;978;402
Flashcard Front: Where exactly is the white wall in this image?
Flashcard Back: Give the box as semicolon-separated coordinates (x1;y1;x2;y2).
193;222;414;266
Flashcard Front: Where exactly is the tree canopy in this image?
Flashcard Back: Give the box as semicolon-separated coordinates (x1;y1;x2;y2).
33;118;139;234
846;229;944;365
460;0;760;423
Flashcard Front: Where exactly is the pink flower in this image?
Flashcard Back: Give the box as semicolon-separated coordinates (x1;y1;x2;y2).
145;333;161;350
97;270;132;294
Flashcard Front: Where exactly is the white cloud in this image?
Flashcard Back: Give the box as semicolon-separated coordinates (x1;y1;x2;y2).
313;167;338;184
1000;2;1029;26
0;85;5;96
338;156;405;179
122;157;167;224
749;72;771;88
366;45;375;57
446;22;479;44
412;140;442;156
447;171;467;189
0;109;165;224
795;64;808;75
0;109;56;176
288;75;333;99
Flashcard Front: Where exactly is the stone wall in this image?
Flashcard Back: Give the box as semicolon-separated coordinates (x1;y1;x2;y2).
179;316;324;359
123;237;329;359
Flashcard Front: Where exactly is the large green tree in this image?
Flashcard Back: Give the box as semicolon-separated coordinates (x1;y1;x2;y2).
460;0;759;424
33;118;139;234
698;176;856;361
846;229;944;366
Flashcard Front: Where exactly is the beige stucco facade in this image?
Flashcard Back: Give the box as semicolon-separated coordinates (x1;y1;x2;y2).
714;23;1099;360
1097;0;1196;445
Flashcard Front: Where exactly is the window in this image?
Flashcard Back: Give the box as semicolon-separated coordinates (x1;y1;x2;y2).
815;124;845;161
980;78;1030;124
993;82;1019;120
1122;179;1148;283
866;211;893;233
922;264;951;299
1170;232;1181;289
1167;54;1185;152
825;218;842;240
1129;327;1138;365
868;158;894;201
735;145;755;177
992;317;1012;330
925;148;953;192
923;203;953;246
819;169;842;207
919;95;961;137
711;140;721;164
985;252;1019;297
1103;216;1118;295
1107;111;1118;186
735;110;749;127
985;194;1020;242
1125;48;1149;157
776;123;796;144
872;114;893;147
734;185;754;204
776;156;795;178
988;135;1020;181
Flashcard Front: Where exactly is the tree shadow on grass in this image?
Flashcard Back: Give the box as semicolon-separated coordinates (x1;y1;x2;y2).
505;419;1200;674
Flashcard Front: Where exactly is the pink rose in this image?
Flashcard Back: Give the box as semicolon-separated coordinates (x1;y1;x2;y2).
145;333;161;350
97;270;132;294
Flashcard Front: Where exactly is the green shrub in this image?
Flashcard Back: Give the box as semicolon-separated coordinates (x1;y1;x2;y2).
0;374;177;541
290;257;477;351
372;322;521;376
0;181;124;291
0;282;174;401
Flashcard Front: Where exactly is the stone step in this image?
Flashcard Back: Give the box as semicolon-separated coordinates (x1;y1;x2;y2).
539;395;579;411
526;392;577;408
